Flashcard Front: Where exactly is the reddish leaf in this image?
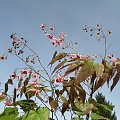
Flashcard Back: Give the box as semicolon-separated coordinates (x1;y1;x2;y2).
49;97;58;110
62;102;69;114
18;79;23;88
7;79;13;85
75;85;86;103
52;59;67;74
111;64;120;91
5;83;8;93
48;53;67;66
64;62;81;76
13;88;17;103
75;61;95;85
69;87;78;104
94;73;109;92
63;79;75;87
24;77;29;86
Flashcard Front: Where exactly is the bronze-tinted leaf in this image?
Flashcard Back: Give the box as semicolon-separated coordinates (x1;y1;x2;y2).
94;73;109;92
63;79;75;87
20;86;26;98
52;51;57;59
13;88;17;103
62;102;69;114
111;64;120;91
94;64;104;78
59;94;68;103
64;62;81;76
18;79;23;88
69;87;78;104
75;85;86;103
49;97;58;110
24;77;29;87
48;53;67;66
52;59;67;74
5;83;8;93
75;61;95;85
56;63;72;73
7;79;13;85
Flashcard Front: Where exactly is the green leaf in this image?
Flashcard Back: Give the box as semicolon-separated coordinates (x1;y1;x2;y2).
22;107;50;120
91;113;110;120
0;107;19;120
97;103;113;112
14;100;37;112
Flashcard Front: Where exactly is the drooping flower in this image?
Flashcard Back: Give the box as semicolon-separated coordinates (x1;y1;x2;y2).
10;73;16;79
21;69;28;75
0;56;5;60
48;34;53;39
107;30;112;35
32;73;40;79
5;101;13;106
40;24;46;30
76;54;82;59
54;74;64;83
18;74;23;80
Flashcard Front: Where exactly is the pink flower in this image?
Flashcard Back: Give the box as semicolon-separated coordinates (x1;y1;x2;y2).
111;57;117;63
67;53;76;59
48;34;53;39
40;24;46;29
21;69;28;75
56;39;62;46
32;73;40;79
108;53;113;59
54;74;64;83
10;73;16;79
86;54;90;59
5;101;13;106
18;74;23;80
50;27;55;31
108;30;112;35
76;54;82;59
0;56;5;60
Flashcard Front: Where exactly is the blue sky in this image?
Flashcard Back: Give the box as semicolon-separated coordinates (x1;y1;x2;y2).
0;0;120;119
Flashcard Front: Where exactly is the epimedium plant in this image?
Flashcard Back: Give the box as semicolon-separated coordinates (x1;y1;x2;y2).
0;23;119;120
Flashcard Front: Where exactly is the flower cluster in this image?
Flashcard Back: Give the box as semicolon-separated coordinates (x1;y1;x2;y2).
83;24;112;41
40;24;67;47
107;53;117;66
9;69;40;81
67;53;98;60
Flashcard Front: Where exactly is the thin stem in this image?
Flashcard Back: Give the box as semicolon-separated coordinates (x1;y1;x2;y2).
13;51;49;82
104;36;107;59
24;43;54;97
